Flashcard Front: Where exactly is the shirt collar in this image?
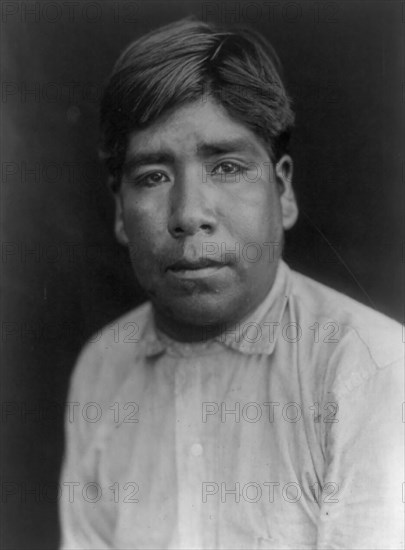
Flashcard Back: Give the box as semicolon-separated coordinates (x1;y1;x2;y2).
141;260;291;358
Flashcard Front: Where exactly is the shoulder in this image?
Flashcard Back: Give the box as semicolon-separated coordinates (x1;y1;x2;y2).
284;267;403;400
68;301;154;403
288;267;403;369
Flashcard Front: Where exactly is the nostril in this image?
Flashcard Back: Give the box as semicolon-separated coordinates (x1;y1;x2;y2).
201;224;211;231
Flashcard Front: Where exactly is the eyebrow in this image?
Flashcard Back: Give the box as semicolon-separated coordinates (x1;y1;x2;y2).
196;138;260;157
122;152;175;175
122;137;263;174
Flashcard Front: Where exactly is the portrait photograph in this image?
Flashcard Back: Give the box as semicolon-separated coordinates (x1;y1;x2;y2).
2;1;404;548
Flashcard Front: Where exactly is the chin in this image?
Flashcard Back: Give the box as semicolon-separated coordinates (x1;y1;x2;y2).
158;292;240;329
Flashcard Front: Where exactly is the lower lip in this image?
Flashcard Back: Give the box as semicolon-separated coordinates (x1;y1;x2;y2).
167;265;225;280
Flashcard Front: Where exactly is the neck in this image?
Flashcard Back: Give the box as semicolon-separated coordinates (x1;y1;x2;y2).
153;283;277;344
154;311;229;343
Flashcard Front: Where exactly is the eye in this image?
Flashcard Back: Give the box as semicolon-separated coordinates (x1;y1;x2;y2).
212;161;243;176
135;171;170;187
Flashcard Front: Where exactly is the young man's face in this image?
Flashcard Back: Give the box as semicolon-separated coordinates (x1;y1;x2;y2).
115;98;297;339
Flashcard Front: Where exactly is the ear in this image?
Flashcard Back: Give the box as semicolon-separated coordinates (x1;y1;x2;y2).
275;155;298;230
114;192;129;246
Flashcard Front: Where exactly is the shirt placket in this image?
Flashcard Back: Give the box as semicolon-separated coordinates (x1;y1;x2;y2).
173;353;216;549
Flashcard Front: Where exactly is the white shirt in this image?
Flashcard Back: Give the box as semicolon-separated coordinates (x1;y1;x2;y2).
59;260;404;549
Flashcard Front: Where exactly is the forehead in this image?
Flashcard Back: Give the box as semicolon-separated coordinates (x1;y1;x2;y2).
125;98;270;161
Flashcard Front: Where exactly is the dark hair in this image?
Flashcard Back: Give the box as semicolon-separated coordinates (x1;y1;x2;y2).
100;17;295;189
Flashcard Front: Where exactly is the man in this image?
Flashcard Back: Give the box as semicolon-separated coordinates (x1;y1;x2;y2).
59;18;404;549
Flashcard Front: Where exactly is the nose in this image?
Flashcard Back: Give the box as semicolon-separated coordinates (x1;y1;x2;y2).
168;171;217;238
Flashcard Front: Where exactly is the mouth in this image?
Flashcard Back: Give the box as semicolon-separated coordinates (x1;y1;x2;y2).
166;258;227;280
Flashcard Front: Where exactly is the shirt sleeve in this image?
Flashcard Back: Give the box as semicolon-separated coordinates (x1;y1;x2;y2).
59;342;117;549
316;356;404;549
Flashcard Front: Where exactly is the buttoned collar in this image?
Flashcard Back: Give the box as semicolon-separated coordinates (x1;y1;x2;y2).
140;260;291;358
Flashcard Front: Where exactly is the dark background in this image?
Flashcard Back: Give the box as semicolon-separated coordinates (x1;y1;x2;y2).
1;1;404;548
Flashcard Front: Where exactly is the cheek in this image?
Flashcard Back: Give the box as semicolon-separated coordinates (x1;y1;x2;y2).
222;186;282;245
122;202;166;263
252;185;283;238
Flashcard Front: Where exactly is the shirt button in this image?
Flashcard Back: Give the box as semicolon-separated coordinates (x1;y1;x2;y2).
190;443;203;457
